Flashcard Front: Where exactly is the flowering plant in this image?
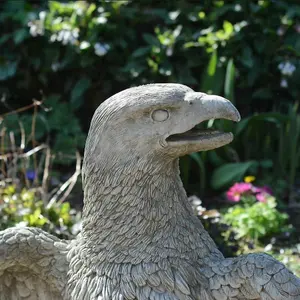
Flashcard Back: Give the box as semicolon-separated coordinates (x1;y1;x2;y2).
223;176;290;242
226;176;273;204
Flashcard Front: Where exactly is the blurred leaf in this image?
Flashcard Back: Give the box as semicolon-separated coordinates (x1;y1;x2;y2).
178;65;197;84
207;50;217;76
45;94;61;107
224;58;235;103
132;46;151;58
241;47;254;68
208;151;227;167
235;117;251;136
70;77;91;109
250;112;288;123
143;33;160;47
13;28;28;44
0;34;11;45
180;155;190;187
211;161;258;190
252;88;272;99
223;21;234;35
190;152;206;191
86;3;96;16
260;159;273;168
0;61;18;81
201;65;225;95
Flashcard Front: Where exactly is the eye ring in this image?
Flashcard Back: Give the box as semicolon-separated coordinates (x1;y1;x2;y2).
151;109;169;122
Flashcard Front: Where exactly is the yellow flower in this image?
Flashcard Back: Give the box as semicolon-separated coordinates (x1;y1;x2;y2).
244;176;255;183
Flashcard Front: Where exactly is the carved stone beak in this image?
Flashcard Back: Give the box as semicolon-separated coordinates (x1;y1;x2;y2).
166;93;241;154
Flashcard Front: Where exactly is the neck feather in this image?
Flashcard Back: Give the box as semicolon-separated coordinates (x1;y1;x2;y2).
80;157;218;264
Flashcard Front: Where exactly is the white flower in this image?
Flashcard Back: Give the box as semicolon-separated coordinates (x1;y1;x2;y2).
80;41;90;50
94;43;110;56
15;221;28;228
277;27;285;36
130;69;139;78
278;61;296;76
39;11;46;20
97;16;107;24
168;10;180;21
51;62;60;72
28;21;44;37
173;25;182;39
76;8;83;16
280;78;288;88
166;47;173;56
234;4;242;11
71;221;82;235
234;21;248;32
51;29;79;45
264;244;273;252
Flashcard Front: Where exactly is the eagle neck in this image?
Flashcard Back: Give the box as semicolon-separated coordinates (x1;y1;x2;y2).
80;157;217;264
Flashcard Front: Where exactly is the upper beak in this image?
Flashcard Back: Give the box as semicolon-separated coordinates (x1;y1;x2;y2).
184;92;241;123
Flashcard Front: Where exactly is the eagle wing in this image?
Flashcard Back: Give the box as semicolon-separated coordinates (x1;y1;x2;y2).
202;253;300;299
0;226;69;300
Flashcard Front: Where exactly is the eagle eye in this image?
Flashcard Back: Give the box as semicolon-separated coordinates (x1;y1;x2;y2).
151;109;169;122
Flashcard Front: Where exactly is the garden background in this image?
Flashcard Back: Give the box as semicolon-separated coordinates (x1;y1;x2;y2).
0;0;299;275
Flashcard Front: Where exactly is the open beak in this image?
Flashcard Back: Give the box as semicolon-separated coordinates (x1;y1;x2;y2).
166;93;241;153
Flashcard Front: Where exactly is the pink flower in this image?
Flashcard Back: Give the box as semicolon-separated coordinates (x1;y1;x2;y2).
256;192;268;203
254;185;272;202
226;183;253;202
261;186;273;195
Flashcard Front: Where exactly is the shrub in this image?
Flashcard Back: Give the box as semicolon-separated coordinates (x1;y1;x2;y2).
0;184;81;239
222;179;290;241
223;197;289;241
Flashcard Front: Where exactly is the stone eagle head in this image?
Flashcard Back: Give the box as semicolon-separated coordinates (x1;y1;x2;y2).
84;83;240;174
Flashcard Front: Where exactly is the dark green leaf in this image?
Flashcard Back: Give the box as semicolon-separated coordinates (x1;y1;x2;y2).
70;77;91;109
224;58;235;103
190;152;206;191
13;28;28;44
252;88;272;99
132;46;151;58
201;65;225;95
211;161;258;190
0;34;11;45
143;33;160;47
241;47;254;68
0;61;18;81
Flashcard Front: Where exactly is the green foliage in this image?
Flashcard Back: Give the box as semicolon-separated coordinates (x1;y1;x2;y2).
0;184;81;239
0;0;300;194
211;161;257;190
277;103;300;203
211;106;300;201
223;197;289;241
